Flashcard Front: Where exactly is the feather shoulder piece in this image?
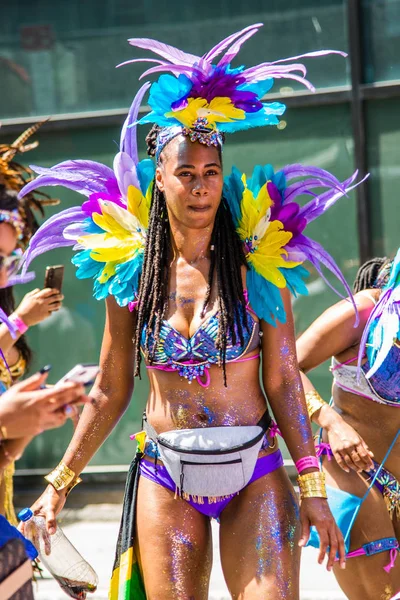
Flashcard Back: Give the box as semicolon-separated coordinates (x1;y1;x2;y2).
358;248;400;378
223;164;367;324
19;84;155;307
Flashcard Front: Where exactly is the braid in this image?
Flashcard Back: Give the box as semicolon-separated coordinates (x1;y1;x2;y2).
353;257;388;293
133;183;170;377
145;124;161;158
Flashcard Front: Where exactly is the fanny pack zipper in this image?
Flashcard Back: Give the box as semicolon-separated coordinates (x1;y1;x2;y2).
181;458;242;466
158;428;265;455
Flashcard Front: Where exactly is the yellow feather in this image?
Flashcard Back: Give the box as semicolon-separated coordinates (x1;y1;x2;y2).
166;97;245;128
98;261;118;283
127;185;150;229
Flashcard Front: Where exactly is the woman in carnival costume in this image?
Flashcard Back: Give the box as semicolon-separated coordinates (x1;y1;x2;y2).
297;254;400;600
0;122;63;524
19;24;365;599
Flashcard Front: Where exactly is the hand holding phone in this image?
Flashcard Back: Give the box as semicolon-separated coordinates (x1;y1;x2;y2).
44;265;64;292
57;364;100;388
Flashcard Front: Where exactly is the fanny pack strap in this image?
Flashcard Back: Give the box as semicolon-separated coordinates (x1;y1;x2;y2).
142;408;272;442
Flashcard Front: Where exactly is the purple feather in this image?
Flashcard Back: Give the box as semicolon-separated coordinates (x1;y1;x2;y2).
282;164;345;188
298;173;360;223
266;49;348;65
284;179;344;203
243;67;315;92
19;160;117;199
127;38;199;66
267;181;282;205
138;64;202;80
120;82;151;162
21;207;85;272
48;160;115;180
217;28;261;68
203;23;263;63
113;152;139;197
116;57;167;69
23;237;76;273
63;223;87;241
7;272;36;287
296;235;358;323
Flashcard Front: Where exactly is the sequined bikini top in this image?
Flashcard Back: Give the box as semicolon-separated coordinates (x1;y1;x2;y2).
141;292;260;387
331;291;400;407
331;346;400;407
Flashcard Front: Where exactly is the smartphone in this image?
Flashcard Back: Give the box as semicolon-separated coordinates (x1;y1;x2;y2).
44;265;64;292
57;364;100;387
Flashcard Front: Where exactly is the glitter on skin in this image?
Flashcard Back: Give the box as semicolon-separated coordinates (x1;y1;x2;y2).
251;486;299;598
167;524;211;598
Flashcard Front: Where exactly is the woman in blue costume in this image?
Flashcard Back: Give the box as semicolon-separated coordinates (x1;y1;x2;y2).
18;24;365;599
297;255;400;600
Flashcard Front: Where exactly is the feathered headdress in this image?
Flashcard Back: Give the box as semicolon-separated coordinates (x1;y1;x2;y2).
120;23;346;137
18;24;365;325
358;249;400;378
0;120;59;249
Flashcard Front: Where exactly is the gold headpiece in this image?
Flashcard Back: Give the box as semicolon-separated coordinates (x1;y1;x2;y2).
0;120;59;247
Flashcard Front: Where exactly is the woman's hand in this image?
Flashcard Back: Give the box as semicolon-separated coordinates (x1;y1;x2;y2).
0;371;89;437
325;419;374;473
15;288;63;326
298;497;346;571
19;484;68;537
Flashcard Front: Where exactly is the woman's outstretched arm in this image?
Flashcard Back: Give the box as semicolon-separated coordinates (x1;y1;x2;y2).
261;287;345;570
296;292;376;472
23;296;136;533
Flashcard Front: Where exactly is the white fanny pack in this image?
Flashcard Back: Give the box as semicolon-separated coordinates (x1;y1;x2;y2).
143;411;271;498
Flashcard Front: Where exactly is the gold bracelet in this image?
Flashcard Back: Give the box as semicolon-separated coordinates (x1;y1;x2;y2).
305;390;326;419
45;462;82;493
297;471;327;499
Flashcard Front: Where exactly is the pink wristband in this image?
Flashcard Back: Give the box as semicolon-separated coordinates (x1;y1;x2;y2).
295;456;320;473
9;314;29;335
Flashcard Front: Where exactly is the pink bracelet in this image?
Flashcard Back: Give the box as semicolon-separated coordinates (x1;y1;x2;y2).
9;313;29;335
295;456;320;473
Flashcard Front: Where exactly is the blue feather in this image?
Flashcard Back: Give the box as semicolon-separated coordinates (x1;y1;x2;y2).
137;159;155;194
281;266;309;297
246;268;286;325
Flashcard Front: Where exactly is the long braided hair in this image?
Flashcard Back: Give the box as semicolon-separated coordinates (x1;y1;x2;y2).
133;125;248;385
353;256;390;293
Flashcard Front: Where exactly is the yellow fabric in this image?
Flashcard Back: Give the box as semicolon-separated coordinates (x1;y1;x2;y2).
0;462;18;525
0;349;26;527
109;547;136;599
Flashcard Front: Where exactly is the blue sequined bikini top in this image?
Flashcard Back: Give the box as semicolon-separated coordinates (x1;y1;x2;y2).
332;343;400;407
141;296;260;386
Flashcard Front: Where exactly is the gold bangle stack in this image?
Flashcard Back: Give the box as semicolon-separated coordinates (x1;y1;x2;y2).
305;390;326;418
297;471;327;499
45;461;82;495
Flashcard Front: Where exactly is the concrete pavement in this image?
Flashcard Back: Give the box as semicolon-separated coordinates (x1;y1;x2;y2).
33;505;346;600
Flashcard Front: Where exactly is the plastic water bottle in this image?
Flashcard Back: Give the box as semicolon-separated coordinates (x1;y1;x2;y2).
19;508;98;600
